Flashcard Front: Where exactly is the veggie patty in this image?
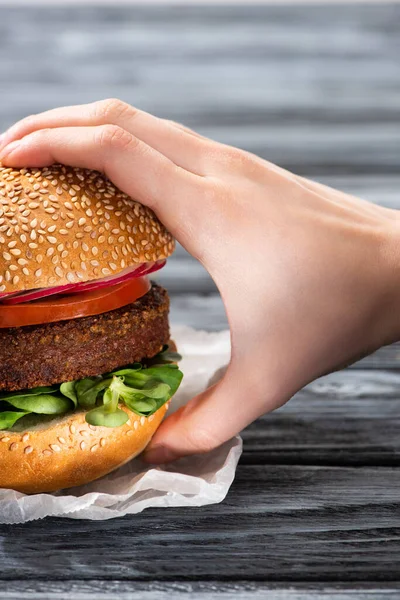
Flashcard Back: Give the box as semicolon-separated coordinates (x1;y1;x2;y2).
0;282;169;392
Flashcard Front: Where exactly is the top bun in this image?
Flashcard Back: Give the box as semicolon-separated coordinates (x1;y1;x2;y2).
0;164;174;294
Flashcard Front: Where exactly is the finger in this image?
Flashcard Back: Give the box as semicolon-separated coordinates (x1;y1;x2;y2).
0;99;212;175
166;119;209;141
0;125;204;236
142;363;281;464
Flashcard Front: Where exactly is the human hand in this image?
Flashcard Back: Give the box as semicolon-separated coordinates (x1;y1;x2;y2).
0;99;399;463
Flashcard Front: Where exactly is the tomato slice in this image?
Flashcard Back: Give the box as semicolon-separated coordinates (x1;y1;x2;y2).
0;277;151;329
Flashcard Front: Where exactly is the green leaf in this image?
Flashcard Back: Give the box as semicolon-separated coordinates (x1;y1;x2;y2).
28;386;59;394
0;385;58;402
85;405;129;428
111;364;142;376
0;352;183;431
60;381;78;408
118;382;171;416
142;365;183;397
124;397;159;415
0;411;29;430
76;377;111;409
112;370;149;389
103;379;120;413
149;345;182;365
4;393;72;415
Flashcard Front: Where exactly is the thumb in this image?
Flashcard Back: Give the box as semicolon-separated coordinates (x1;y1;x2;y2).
142;363;281;464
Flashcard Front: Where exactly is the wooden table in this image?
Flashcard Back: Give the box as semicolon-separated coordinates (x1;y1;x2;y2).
0;3;400;598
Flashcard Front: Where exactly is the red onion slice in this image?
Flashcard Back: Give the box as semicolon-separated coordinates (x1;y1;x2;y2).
1;283;81;305
0;260;166;305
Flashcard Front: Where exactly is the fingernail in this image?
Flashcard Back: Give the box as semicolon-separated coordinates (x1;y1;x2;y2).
143;444;177;464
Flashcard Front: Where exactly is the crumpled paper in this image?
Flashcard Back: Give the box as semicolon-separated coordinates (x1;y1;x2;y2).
0;326;242;523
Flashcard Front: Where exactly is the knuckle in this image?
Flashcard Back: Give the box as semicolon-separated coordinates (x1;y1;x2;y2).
210;144;256;174
33;127;52;142
92;98;134;122
95;124;137;152
222;146;252;169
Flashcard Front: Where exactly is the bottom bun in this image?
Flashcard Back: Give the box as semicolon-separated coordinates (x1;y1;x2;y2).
0;402;169;494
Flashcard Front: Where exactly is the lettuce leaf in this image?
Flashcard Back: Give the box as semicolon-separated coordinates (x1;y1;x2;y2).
0;345;183;430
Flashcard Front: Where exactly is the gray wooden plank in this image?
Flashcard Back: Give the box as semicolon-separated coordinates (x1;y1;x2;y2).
0;4;398;178
0;3;399;594
242;369;400;465
2;465;400;581
0;580;399;600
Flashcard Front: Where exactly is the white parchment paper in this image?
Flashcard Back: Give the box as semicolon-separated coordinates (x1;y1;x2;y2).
0;326;242;523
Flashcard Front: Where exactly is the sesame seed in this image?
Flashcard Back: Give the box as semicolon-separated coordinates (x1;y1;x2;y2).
80;441;86;451
58;437;66;445
24;446;33;454
50;444;61;452
22;433;30;442
70;425;76;434
100;438;106;447
140;416;146;426
91;444;99;452
9;443;18;451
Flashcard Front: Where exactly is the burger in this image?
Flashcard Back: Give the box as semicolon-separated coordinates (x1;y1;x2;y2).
0;163;183;493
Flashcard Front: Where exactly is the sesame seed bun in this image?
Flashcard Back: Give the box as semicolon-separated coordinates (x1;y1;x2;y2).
0;164;174;295
0;402;169;494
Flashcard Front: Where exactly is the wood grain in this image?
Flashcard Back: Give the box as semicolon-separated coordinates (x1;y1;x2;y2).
242;369;400;465
1;581;400;600
1;464;400;582
0;3;399;598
